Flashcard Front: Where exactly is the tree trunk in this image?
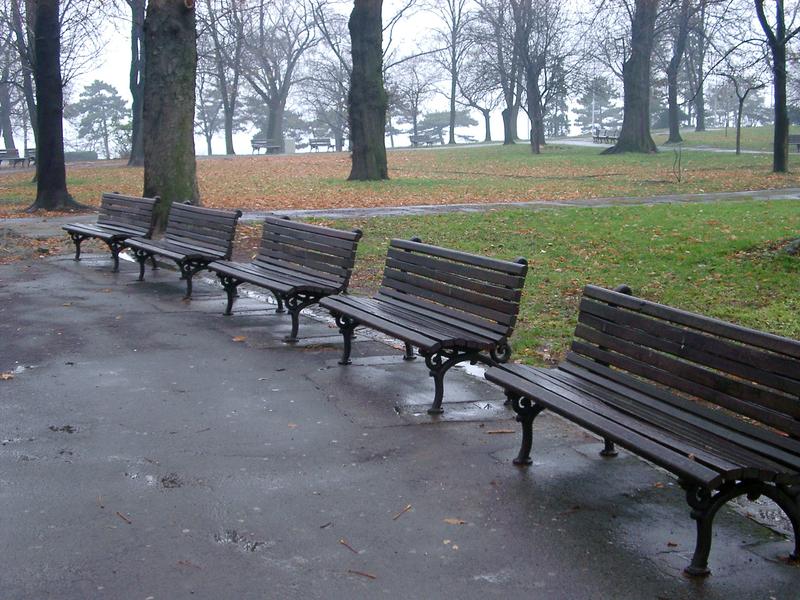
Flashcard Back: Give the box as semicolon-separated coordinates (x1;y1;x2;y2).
526;63;542;154
143;0;200;231
481;108;491;142
28;0;81;211
501;107;514;145
666;0;690;144
604;0;659;154
694;83;705;131
448;62;457;144
347;0;388;181
266;101;285;151
11;0;37;147
735;96;744;155
224;106;235;154
770;41;789;172
128;0;145;166
0;65;17;150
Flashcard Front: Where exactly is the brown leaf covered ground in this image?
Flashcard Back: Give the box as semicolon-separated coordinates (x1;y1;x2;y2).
1;144;799;216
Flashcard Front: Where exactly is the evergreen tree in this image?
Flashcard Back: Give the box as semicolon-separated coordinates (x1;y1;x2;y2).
66;81;129;159
574;77;622;133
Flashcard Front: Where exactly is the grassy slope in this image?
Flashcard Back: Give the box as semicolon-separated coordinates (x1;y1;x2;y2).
323;199;800;365
652;125;800;152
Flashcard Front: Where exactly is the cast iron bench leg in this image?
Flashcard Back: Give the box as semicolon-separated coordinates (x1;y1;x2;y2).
68;232;88;261
600;439;618;457
507;391;545;466
335;314;356;365
133;249;153;281
283;293;319;343
403;342;415;361
219;275;241;315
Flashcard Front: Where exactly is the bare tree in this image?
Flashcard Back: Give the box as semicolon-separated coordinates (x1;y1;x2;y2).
456;46;502;141
755;0;800;172
389;54;438;138
124;0;145;165
198;0;244;154
241;0;317;152
427;0;473;144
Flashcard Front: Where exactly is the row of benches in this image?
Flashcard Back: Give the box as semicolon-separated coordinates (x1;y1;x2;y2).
63;193;799;576
0;147;36;167
251;138;335;153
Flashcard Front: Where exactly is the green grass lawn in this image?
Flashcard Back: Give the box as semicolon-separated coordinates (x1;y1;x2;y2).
321;199;800;365
652;125;800;152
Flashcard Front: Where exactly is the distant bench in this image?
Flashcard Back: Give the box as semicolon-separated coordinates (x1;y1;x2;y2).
592;130;618;144
485;284;800;576
789;134;800;152
309;137;333;151
0;148;18;165
63;193;160;272
209;216;362;342
126;203;242;299
251;138;281;154
409;134;439;147
321;239;528;414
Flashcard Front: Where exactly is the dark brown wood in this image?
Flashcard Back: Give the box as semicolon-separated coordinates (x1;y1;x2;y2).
320;238;529;413
63;193;160;270
483;284;800;576
207;217;362;342
126;203;241;298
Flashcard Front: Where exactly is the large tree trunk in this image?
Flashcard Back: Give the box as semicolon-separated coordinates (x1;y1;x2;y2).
604;0;659;154
694;82;705;131
481;108;491;142
143;0;200;231
526;63;543;154
501;107;514;145
666;0;690;144
266;101;285;151
348;0;388;181
28;0;81;211
770;41;789;172
128;0;146;166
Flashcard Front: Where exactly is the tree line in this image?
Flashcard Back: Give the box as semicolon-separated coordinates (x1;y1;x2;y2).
10;0;800;214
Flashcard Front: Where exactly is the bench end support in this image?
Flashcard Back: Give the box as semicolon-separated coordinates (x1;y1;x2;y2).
334;314;355;365
508;391;545;467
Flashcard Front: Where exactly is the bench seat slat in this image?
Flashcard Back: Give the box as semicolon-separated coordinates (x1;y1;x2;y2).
563;353;800;458
535;368;796;479
484;365;725;488
529;367;765;480
331;296;498;348
210;260;341;295
251;257;343;287
321;296;444;352
556;361;800;474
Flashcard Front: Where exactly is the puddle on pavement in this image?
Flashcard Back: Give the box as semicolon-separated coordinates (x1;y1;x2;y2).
214;528;271;553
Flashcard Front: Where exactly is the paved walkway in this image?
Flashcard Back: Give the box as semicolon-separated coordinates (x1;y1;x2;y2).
0;244;797;597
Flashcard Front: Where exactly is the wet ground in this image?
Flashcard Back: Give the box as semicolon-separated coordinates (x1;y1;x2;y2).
0;247;798;599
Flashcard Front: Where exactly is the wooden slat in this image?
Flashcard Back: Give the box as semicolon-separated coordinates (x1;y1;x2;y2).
571;340;800;437
377;288;509;336
385;256;521;301
263;229;357;258
574;322;800;419
583;285;800;359
578;308;800;400
256;245;348;279
263;215;360;241
390;239;528;276
559;359;800;471
386;247;526;289
580;298;800;387
484;365;724;487
251;257;343;287
259;239;352;270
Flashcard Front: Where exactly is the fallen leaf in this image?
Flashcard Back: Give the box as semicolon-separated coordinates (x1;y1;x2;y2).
232;336;247;342
667;541;678;547
444;518;465;525
486;429;515;435
0;372;13;381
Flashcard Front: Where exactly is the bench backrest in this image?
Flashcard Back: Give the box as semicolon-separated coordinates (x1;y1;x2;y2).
254;216;362;291
164;203;242;259
568;285;800;437
97;192;160;237
788;134;800;143
0;148;19;158
376;238;528;341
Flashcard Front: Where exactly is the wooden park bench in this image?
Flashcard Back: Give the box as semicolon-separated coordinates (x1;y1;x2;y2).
592;130;618;144
208;216;362;342
0;148;19;165
126;203;242;299
484;284;800;576
10;148;36;167
62;192;161;272
409;134;439;147
251;138;281;154
788;134;800;152
309;137;333;151
320;238;528;414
